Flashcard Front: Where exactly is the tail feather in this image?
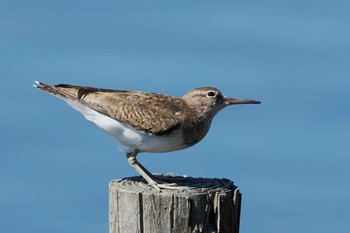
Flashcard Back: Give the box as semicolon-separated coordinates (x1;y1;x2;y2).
33;81;80;100
33;81;40;88
33;81;53;91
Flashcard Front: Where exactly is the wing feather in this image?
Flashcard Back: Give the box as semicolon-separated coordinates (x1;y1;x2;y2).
36;82;186;135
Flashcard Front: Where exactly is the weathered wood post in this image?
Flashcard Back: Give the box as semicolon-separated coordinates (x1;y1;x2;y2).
109;175;241;233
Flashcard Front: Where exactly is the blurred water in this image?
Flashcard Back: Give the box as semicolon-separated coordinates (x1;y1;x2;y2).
1;1;349;232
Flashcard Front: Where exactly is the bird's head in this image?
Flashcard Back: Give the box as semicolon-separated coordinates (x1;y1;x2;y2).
182;87;261;118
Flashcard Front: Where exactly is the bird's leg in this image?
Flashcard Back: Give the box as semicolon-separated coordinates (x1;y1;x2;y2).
126;150;183;191
126;150;161;191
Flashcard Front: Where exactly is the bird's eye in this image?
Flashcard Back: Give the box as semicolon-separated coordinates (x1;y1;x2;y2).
207;91;216;97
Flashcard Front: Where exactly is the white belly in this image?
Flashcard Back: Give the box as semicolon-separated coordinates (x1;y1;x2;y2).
63;99;188;153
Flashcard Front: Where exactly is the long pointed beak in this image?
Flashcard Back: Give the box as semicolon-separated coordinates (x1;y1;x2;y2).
224;97;261;105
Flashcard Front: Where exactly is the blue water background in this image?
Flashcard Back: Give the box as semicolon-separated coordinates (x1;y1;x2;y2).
1;1;349;232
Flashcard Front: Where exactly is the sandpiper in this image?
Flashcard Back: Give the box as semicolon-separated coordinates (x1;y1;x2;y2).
34;81;260;190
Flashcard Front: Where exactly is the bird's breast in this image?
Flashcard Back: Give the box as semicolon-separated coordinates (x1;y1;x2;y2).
182;118;212;147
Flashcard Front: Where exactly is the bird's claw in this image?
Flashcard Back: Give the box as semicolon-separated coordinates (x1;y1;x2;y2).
148;179;184;191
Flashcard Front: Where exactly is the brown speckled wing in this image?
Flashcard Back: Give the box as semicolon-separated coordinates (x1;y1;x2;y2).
36;82;186;135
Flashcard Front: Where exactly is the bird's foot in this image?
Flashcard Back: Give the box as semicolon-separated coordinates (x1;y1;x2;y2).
148;179;184;191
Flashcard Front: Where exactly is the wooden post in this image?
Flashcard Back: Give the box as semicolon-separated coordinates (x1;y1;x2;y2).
109;175;242;233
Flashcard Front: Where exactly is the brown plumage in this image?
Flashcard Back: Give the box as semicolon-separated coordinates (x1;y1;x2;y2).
35;81;261;190
37;82;190;135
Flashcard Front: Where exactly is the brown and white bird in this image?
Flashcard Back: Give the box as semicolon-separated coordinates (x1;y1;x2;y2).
34;81;260;190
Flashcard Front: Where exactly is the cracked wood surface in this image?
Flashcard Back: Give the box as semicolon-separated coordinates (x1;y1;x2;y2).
109;175;241;233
